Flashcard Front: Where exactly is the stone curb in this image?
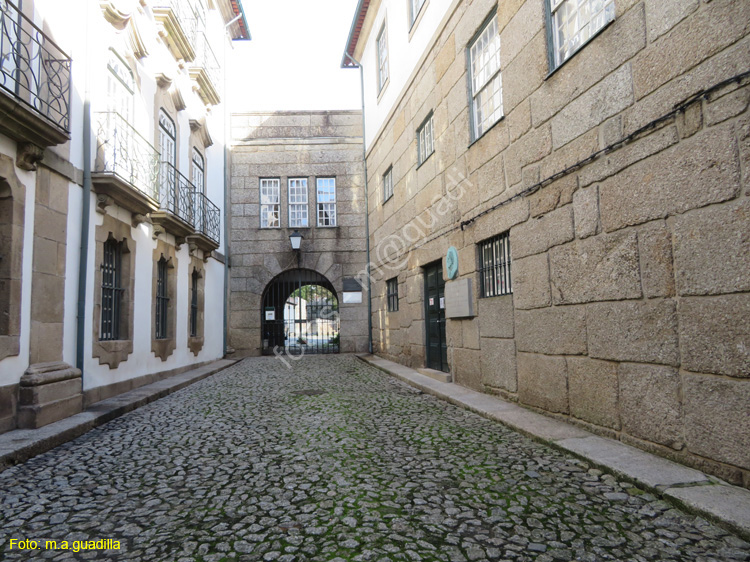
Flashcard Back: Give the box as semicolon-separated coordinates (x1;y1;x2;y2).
0;359;239;472
357;353;750;541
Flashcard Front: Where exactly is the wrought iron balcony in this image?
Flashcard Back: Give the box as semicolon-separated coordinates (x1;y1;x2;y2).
189;31;221;105
152;160;197;238
152;0;198;62
0;0;71;161
92;111;160;215
193;190;220;247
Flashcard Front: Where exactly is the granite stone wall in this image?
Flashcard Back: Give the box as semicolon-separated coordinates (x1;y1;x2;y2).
365;0;750;486
229;111;369;356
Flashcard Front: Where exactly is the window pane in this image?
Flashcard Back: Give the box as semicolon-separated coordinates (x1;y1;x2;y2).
552;0;615;67
470;14;503;139
478;232;512;298
289;178;308;228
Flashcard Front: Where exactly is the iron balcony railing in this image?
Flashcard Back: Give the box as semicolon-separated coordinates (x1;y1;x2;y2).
0;0;71;131
193;189;220;245
159;160;196;227
193;30;220;86
95;111;160;201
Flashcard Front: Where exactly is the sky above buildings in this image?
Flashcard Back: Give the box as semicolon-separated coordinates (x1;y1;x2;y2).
229;0;361;112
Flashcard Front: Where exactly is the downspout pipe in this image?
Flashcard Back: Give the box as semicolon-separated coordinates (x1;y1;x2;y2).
344;52;373;355
76;2;92;379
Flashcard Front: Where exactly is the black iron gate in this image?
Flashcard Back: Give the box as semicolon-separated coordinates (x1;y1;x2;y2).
261;269;340;355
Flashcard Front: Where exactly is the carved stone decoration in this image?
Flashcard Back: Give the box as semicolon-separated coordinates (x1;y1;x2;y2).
188;238;199;258
202;250;212;263
156;72;174;89
174;235;185;250
128;18;149;59
171;86;187;112
100;0;135;30
152;223;165;240
189;118;214;148
131;212;149;228
96;193;114;215
16;142;44;171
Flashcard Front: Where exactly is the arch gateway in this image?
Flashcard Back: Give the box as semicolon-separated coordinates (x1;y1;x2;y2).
228;111;370;357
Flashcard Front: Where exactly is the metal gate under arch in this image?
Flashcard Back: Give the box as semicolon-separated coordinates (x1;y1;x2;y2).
261;269;340;356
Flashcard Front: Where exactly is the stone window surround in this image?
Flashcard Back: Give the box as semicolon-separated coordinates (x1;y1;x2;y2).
0;155;25;361
187;256;205;356
387;277;399;312
92;214;135;369
383;166;394;203
151;239;178;361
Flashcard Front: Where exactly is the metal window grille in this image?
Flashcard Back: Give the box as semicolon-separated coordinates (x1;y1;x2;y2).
469;13;503;139
100;238;123;341
417;113;434;165
288;178;308;228
410;0;427;25
383;166;393;202
317;177;337;227
387;278;399;312
155;258;169;339
478;232;512;298
377;23;389;92
190;270;199;337
550;0;615;68
260;178;280;228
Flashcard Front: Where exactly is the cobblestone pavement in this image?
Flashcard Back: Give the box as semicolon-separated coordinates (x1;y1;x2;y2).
1;355;749;562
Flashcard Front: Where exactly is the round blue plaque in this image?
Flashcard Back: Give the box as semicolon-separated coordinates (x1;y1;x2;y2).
446;246;459;279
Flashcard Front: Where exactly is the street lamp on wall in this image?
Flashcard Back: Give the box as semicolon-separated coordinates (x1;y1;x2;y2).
289;230;303;266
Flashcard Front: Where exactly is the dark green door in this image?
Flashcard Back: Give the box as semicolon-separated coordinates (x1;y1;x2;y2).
424;262;448;372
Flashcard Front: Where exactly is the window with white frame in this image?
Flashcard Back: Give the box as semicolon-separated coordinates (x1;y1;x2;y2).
383;166;393;203
192;148;205;193
260;178;280;228
288;178;309;228
316;177;337;227
377;23;389;93
549;0;615;69
409;0;427;26
417;113;434;166
469;13;503;140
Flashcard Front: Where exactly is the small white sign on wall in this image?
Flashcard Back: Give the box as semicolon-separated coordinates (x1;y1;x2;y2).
445;278;474;318
343;291;362;304
265;308;275;321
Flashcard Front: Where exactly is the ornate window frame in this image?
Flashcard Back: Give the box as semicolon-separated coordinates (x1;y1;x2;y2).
151;239;177;361
92;214;135;368
0;155;25;361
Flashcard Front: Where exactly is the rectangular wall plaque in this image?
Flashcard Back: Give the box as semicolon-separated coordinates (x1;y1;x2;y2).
445;278;474;318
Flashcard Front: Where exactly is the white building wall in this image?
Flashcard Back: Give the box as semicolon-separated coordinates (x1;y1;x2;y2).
359;0;455;148
0;0;230;398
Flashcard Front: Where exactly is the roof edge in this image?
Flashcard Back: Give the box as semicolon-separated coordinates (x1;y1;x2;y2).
341;0;370;68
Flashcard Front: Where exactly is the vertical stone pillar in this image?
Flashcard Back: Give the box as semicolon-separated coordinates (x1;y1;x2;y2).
18;168;82;428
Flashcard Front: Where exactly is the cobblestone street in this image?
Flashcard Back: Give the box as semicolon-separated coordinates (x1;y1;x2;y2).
1;355;749;562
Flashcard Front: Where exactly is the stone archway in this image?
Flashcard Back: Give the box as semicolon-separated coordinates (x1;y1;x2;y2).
261;269;339;356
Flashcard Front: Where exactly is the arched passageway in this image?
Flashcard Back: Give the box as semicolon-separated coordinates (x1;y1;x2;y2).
261;269;339;355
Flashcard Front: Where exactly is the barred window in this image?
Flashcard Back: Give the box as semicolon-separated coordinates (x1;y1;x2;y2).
417;113;434;166
100;237;123;341
377;23;389;93
317;178;337;227
478;232;512;298
155;257;169;339
190;269;199;337
383;166;393;203
260;178;280;228
288;178;309;228
469;12;503;140
549;0;615;69
387;277;399;312
409;0;427;26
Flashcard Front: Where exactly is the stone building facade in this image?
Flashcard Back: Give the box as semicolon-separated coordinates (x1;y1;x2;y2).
228;111;369;357
344;0;750;486
0;0;247;433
